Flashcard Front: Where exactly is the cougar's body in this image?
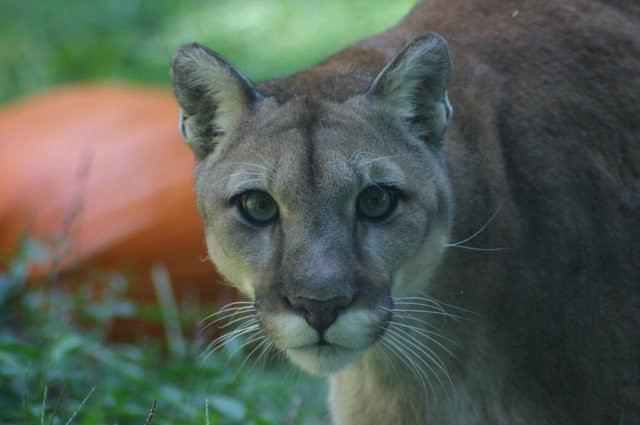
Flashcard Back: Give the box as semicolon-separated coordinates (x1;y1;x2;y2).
171;1;640;423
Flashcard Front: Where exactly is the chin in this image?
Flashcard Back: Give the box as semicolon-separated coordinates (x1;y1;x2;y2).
286;345;361;376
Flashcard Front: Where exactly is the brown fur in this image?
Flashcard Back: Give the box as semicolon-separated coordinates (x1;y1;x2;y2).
171;1;639;423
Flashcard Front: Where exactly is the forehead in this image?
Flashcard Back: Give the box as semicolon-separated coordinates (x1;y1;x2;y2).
207;96;420;201
265;97;403;161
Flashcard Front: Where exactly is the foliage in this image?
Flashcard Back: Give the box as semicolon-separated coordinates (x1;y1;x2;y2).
0;1;418;422
0;0;415;103
0;239;327;424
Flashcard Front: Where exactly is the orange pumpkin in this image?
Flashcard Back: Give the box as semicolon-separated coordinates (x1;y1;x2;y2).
0;84;234;336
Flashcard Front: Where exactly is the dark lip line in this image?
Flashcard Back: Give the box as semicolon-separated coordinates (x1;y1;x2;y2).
289;342;348;351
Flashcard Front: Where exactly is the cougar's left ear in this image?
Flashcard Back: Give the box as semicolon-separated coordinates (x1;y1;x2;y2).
171;43;262;160
367;32;453;146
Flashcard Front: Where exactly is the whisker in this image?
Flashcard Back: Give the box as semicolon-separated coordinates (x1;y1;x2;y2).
228;333;265;365
445;244;509;252
389;301;447;314
213;172;263;187
210;312;257;331
386;326;445;378
405;293;479;318
389;320;459;360
385;325;453;396
199;322;260;361
351;152;410;167
446;201;509;252
199;305;255;326
247;339;275;375
242;146;272;167
390;312;444;332
198;305;256;336
391;312;459;342
200;302;255;321
217;161;269;171
373;343;401;382
380;335;430;395
381;331;434;395
385;307;463;321
199;315;251;337
448;201;504;246
236;337;271;377
394;296;446;305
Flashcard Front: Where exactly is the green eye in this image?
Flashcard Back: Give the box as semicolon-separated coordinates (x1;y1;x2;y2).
356;186;398;222
239;191;279;225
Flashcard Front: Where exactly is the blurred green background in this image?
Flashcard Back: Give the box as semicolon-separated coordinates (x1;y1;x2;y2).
0;1;418;423
0;0;416;103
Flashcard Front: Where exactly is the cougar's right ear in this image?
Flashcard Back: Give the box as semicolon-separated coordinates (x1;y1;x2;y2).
171;43;262;160
367;33;453;147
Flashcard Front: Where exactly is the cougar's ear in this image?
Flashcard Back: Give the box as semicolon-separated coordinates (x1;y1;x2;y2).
171;43;262;160
368;32;453;146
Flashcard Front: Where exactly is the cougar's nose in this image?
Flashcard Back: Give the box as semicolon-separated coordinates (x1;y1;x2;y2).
288;295;353;334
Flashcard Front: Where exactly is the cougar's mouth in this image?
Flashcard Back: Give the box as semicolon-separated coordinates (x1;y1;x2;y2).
261;306;391;375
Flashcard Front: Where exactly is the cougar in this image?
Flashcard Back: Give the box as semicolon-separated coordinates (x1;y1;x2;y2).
170;1;639;423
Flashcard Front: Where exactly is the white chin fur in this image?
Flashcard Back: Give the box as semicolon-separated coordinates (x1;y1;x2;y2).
286;345;359;375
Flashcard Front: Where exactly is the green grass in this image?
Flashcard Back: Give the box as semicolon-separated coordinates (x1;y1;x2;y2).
0;238;328;424
0;1;418;422
0;0;416;103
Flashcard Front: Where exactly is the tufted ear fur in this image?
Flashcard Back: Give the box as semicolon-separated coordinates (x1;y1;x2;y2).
171;43;261;160
368;33;453;146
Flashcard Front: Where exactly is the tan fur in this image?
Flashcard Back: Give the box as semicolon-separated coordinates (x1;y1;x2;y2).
171;1;640;424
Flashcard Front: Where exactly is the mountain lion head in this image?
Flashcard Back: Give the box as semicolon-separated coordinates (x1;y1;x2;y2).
171;33;454;375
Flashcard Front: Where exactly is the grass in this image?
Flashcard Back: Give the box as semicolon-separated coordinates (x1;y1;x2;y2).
0;238;328;424
0;1;418;423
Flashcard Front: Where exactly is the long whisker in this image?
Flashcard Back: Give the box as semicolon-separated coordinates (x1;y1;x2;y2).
242;146;272;167
199;321;260;362
356;153;410;167
385;326;443;384
228;333;265;364
391;312;459;342
199;305;255;327
380;335;430;395
207;300;255;312
382;330;434;395
236;337;271;376
445;244;509;252
198;305;256;336
385;307;463;321
373;343;401;382
389;320;458;360
247;339;275;375
217;161;269;171
406;293;479;317
213;172;263;187
446;201;509;251
448;201;503;246
215;312;258;330
385;325;453;396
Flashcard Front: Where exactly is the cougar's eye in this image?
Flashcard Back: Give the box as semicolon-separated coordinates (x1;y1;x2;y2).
356;186;398;222
238;191;279;225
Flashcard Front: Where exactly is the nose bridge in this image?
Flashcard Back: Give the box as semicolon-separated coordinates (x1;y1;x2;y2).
282;219;357;302
281;222;359;334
